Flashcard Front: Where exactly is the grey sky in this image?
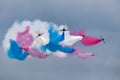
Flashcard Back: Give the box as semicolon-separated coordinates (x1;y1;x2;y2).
0;0;120;80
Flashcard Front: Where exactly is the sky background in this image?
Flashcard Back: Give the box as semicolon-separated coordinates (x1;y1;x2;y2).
0;0;120;80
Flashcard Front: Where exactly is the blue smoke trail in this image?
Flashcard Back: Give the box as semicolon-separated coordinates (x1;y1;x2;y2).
8;39;29;60
40;23;75;53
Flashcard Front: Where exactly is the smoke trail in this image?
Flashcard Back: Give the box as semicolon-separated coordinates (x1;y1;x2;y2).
3;20;99;60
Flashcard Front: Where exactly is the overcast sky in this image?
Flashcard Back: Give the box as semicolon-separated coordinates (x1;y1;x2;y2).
0;0;120;80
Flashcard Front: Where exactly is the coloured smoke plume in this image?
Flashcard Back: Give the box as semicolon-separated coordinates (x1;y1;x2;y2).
3;20;103;61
